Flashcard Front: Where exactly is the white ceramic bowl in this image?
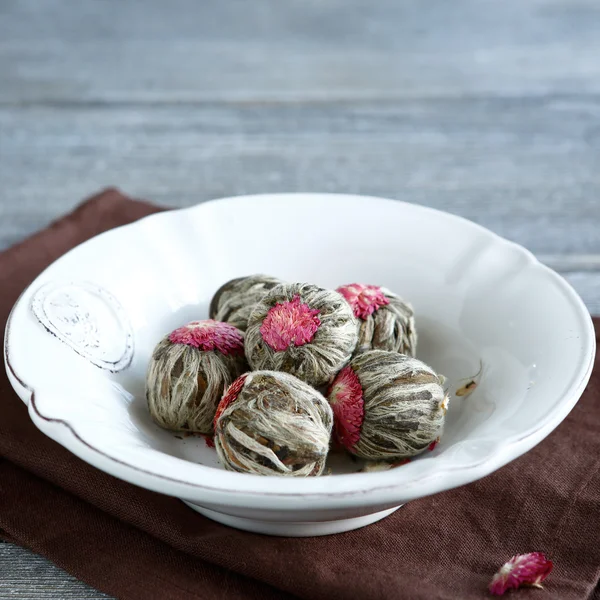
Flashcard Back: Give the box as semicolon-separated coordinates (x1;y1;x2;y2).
4;194;595;536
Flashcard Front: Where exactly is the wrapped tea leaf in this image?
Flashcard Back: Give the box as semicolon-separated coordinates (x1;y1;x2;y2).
210;274;283;331
245;282;358;387
146;320;247;434
337;283;417;356
214;370;333;476
328;350;447;460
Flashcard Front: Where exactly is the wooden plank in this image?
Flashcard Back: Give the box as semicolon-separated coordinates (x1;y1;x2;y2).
1;0;600;103
560;272;600;315
540;255;600;272
0;542;110;599
1;100;599;255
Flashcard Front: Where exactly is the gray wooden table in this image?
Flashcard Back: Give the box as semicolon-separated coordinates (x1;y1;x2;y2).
1;0;599;597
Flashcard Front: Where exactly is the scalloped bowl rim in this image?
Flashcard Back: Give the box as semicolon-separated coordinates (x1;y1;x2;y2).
4;193;596;510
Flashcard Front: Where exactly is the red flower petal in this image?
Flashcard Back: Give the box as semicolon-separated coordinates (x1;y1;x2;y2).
203;435;215;448
337;283;390;320
428;437;440;451
260;294;321;351
489;553;553;596
327;366;364;451
169;320;244;356
213;373;248;431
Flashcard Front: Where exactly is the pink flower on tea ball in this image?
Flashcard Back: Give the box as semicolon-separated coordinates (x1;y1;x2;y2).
260;295;321;352
336;283;416;356
169;320;244;356
326;351;446;461
328;365;365;451
213;373;249;430
245;282;358;387
147;320;247;435
337;283;390;320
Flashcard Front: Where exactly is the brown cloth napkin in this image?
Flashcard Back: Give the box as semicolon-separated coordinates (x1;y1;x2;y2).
1;189;599;600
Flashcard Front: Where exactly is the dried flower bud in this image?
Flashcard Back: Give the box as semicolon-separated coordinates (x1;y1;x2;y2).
214;371;333;476
146;320;247;434
328;350;447;460
337;283;417;356
489;552;553;595
245;283;358;387
209;274;283;331
456;361;484;397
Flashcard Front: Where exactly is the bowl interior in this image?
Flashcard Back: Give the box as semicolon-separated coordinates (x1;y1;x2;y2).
6;194;594;489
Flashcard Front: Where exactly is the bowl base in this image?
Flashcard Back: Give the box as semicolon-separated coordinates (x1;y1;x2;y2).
183;502;401;537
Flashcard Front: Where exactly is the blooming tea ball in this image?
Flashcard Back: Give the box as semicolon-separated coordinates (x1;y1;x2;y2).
209;274;283;331
146;320;248;434
337;283;417;356
328;350;447;460
245;283;358;387
214;370;333;476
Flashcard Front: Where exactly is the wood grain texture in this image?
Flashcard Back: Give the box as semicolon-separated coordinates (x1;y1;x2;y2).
1;0;599;597
0;542;109;599
1;100;599;255
1;0;600;102
561;272;600;315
